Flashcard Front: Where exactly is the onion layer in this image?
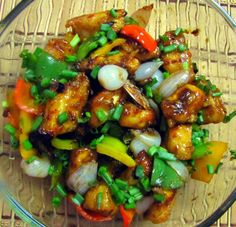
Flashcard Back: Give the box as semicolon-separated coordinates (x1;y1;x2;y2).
134;61;163;81
67;161;98;195
136;196;154;214
157;70;190;98
21;156;50;178
167;160;189;182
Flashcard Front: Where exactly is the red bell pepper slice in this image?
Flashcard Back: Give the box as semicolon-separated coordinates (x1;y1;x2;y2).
120;25;157;52
68;195;112;222
119;205;136;227
14;78;43;115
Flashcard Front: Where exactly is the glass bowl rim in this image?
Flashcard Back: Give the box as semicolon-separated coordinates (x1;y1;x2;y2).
0;0;235;226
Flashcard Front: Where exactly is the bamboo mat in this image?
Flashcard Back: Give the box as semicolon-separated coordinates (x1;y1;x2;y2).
0;0;235;227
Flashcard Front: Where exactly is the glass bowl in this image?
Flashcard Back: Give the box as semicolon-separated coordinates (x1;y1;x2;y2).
0;0;235;226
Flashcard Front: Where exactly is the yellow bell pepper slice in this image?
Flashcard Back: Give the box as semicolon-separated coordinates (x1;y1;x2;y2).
51;138;79;150
91;38;126;58
19;111;37;160
96;136;136;167
191;141;228;183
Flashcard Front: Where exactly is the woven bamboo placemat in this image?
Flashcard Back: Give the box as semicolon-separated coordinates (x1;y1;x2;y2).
0;0;235;226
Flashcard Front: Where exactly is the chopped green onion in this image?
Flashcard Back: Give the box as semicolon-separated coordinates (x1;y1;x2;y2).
90;135;104;149
111;183;126;204
100;23;111;32
70;34;81;48
163;72;170;79
128;187;140;196
98;166;113;185
182;62;189;70
60;70;78;79
197;110;204;124
98;36;108;46
32;116;43;131
178;44;187;52
96;109;108;122
65;55;77;63
91;65;101;79
159;44;164;52
115;178;129;190
111;104;124;121
97;192;103;209
48;165;55;176
153;193;165;202
110;8;118;18
10;135;19;148
107;29;117;41
2;100;8;108
58;112;69;125
128;197;135;204
215;162;223;174
125;202;136;209
41;78;51;88
230;150;236;160
51;196;61;207
23;139;33;150
154;92;163;103
223;110;236;123
43;89;57;99
30;85;39;98
107;50;120;56
144;84;153;98
24;69;36;82
210;85;217;91
71;193;84;206
147;146;176;160
212;92;223;97
135;165;144;178
195;75;206;81
124;16;138;25
101;122;111;134
192;62;198;73
163;44;177;53
58;78;68;84
207;164;214;174
4;123;16;135
26;156;37;164
140;177;151;192
56;183;68;197
174;27;183;36
78;111;91;123
133;192;143;201
147;145;159;156
159;35;169;42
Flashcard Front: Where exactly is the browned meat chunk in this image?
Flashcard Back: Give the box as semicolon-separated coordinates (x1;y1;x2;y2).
45;38;75;61
166;124;194;160
161;84;206;127
69;148;97;176
40;73;90;136
135;150;152;176
66;10;126;40
160;31;194;78
79;50;140;75
119;103;156;129
83;183;117;216
145;189;176;224
201;94;227;124
89;89;126;128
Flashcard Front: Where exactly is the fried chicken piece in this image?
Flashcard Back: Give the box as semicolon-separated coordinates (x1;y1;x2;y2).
145;189;176;224
161;84;206;127
89;89;126;128
40;73;90;136
166;124;194;160
119;102;156;129
135;150;152;176
66;9;126;40
44;38;75;61
160;31;194;79
83;183;117;216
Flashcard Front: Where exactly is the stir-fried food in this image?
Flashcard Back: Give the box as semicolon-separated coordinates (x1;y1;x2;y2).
3;6;235;226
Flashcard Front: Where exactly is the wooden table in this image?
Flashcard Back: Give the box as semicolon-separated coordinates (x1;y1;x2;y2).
0;0;235;226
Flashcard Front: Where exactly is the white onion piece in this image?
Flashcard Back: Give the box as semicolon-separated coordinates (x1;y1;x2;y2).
67;161;98;195
148;99;160;116
130;138;149;157
21;156;50;178
98;65;128;90
136;196;154;214
137;130;161;147
151;70;164;90
157;70;190;98
134;61;163;81
167;160;189;182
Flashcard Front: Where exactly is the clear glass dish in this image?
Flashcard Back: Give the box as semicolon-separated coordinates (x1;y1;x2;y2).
0;0;235;226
